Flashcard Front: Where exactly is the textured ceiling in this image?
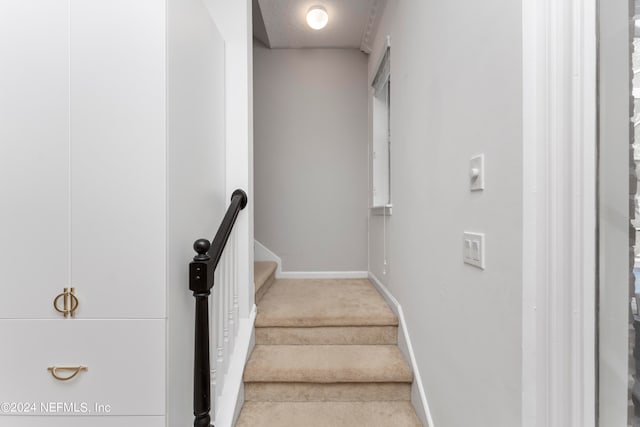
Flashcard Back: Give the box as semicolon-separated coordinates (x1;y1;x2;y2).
256;0;386;51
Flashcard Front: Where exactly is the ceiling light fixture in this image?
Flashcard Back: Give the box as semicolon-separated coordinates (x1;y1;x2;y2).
306;6;328;30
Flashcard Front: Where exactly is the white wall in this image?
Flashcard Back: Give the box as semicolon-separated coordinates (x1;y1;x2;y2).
253;44;369;272
205;0;255;314
167;0;226;424
368;1;523;426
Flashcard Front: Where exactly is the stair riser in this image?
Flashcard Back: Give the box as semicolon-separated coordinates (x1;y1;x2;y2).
256;326;397;345
236;402;423;427
255;272;276;303
244;382;411;402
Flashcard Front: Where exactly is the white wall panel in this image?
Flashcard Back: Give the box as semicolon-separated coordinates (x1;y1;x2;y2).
253;45;369;272
166;0;226;423
367;0;523;425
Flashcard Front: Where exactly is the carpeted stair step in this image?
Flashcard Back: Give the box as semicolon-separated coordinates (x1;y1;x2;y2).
255;279;398;345
254;261;277;303
243;344;412;402
235;401;423;427
256;325;398;345
240;277;422;423
244;382;411;402
244;345;412;383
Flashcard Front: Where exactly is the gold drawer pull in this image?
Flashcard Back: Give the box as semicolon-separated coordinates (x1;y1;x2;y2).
47;366;87;381
53;288;79;318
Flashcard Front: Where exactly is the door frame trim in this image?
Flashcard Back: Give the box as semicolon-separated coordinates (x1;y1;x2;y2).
522;0;597;425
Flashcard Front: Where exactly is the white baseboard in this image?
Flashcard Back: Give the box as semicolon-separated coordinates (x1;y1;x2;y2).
368;273;434;427
279;271;369;279
255;241;366;280
214;304;257;427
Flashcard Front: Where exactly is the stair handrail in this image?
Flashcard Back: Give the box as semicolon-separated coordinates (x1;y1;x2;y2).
189;189;248;427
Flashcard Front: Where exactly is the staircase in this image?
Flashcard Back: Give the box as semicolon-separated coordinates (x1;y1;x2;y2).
236;262;422;426
254;261;277;303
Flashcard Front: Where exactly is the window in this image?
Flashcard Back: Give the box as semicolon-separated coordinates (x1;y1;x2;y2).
371;47;391;209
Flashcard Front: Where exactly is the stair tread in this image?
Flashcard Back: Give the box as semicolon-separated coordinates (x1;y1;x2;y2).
255;261;277;294
256;279;398;327
236;401;422;427
244;345;413;383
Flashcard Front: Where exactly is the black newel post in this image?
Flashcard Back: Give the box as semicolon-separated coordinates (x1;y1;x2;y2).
191;238;213;427
189;189;248;427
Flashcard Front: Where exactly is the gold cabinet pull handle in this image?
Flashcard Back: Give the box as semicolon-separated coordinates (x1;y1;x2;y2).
53;293;66;315
47;366;87;381
68;292;79;315
53;288;79;317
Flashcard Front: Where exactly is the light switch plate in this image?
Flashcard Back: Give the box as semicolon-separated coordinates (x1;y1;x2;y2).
463;232;485;269
470;154;484;191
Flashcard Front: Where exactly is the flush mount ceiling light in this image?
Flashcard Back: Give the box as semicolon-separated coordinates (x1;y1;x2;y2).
306;6;328;30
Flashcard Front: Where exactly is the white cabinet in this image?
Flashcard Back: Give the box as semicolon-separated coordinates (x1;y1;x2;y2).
0;0;166;319
69;0;166;319
0;320;165;416
0;0;228;425
0;417;164;427
0;0;169;423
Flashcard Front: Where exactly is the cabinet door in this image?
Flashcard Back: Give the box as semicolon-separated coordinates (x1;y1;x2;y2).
0;320;165;416
0;1;71;319
0;417;164;427
70;0;166;318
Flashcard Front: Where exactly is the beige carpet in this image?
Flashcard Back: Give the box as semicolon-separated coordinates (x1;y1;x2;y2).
244;344;412;383
256;278;398;327
240;274;423;426
254;261;277;302
255;325;398;345
236;401;422;427
244;382;412;402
